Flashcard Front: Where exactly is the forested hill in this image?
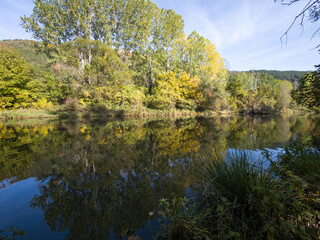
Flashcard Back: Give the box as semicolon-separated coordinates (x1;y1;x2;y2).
254;70;310;86
229;70;310;88
0;39;49;68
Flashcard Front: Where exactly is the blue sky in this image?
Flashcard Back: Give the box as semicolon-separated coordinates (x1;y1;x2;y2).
0;0;319;71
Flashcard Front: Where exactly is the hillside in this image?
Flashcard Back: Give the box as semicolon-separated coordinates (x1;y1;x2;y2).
254;70;310;87
0;39;49;68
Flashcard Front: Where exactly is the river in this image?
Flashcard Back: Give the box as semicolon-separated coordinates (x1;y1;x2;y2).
0;114;319;239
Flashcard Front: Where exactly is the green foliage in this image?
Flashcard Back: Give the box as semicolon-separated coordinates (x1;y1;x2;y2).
148;72;181;110
0;48;33;109
61;39;133;86
198;77;229;111
31;97;54;110
28;72;70;103
276;80;293;110
253;70;310;88
0;40;49;69
20;0;227;113
160;147;320;239
226;72;293;113
271;144;320;190
226;75;247;110
198;151;282;239
79;84;146;108
158;197;209;240
1;0;308;114
148;72;202;110
294;66;320;111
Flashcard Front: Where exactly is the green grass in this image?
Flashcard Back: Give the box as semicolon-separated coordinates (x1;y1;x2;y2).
0;109;59;120
159;147;320;239
270;145;320;192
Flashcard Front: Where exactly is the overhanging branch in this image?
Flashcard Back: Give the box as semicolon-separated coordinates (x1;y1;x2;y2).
276;0;320;45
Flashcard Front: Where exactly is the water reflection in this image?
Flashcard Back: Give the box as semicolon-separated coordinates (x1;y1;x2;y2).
0;115;319;239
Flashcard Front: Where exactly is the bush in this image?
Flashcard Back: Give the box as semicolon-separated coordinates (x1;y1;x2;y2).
147;94;175;110
31;97;54;110
62;98;79;112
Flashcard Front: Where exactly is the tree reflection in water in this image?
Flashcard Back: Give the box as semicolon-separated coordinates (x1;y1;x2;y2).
0;115;319;239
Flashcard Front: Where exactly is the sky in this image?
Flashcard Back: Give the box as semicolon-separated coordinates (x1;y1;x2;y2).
0;0;319;71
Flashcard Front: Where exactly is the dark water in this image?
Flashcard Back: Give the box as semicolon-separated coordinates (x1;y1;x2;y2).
0;115;319;239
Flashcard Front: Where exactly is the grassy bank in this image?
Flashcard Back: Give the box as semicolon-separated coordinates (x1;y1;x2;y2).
0;106;238;120
158;146;320;239
0;104;316;121
0;109;59;120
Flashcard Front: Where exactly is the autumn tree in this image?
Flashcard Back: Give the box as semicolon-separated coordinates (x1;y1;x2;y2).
148;71;202;110
131;7;185;91
0;48;33;109
21;0;228;111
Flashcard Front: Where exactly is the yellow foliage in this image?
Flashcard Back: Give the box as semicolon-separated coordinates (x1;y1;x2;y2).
32;97;53;110
82;91;91;98
39;126;48;136
80;126;87;134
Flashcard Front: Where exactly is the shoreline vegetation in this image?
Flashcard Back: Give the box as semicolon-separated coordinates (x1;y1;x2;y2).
1;0;319;119
158;145;320;239
0;106;315;121
0;1;318;121
0;38;318;120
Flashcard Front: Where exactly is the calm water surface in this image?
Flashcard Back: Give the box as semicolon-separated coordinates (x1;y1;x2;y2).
0;115;319;239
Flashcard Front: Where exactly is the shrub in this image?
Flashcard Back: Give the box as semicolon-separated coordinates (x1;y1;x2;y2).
31;97;54;110
62;98;79;112
159;148;320;239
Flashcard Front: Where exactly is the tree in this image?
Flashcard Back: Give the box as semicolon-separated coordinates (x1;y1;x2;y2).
20;0;228;111
276;80;293;110
21;0;157;71
147;71;202;110
293;66;320;109
176;31;228;111
226;74;247;110
147;71;182;110
0;48;33;109
57;39;133;87
131;7;185;91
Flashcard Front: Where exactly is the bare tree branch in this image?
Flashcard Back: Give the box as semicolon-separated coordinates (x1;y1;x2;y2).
275;0;320;46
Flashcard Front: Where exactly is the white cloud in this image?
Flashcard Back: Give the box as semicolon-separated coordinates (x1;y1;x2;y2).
1;0;318;70
170;0;319;70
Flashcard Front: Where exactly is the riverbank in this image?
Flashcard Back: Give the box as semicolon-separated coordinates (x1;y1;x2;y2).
0;107;237;120
0;105;315;121
0;109;59;120
158;145;320;239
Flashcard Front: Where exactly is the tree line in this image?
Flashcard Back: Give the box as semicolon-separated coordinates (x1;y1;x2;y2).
0;0;318;113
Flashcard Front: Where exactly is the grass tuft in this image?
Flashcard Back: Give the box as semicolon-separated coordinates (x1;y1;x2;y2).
159;147;320;239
